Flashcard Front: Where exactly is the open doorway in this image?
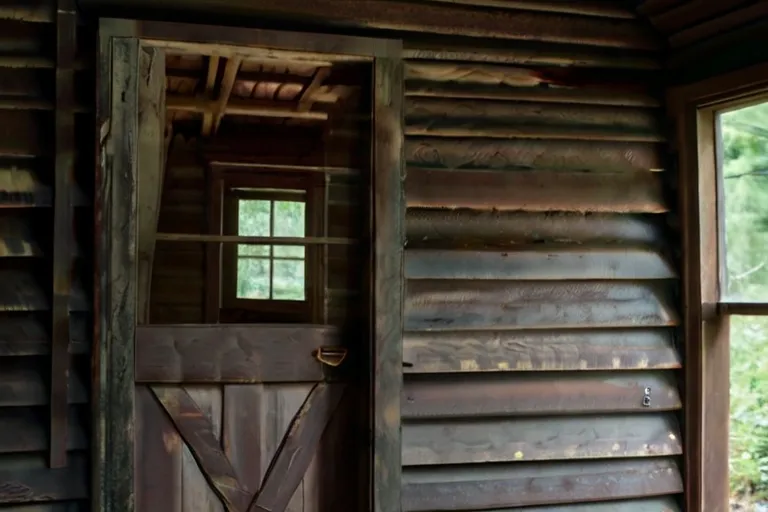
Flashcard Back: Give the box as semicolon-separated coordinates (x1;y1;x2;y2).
94;21;403;512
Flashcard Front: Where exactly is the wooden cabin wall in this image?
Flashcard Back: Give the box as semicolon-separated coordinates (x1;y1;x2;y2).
0;1;91;509
400;39;682;511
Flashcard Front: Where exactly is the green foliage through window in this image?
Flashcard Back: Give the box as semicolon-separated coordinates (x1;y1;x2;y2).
720;101;768;508
236;198;306;301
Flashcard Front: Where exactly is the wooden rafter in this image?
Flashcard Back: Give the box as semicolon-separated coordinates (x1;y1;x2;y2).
297;66;331;112
201;55;220;135
167;95;329;120
205;55;242;136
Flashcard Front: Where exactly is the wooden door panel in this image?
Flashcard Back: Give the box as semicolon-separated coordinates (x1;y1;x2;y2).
136;380;344;512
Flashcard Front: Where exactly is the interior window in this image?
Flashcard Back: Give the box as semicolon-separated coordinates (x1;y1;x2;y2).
236;197;306;301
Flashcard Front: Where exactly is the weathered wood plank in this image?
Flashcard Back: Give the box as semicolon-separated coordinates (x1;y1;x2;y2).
405;62;659;93
0;314;88;356
135;324;337;383
406;169;666;212
406;80;661;107
50;0;77;467
401;458;683;511
0;454;88;504
92;0;658;48
411;0;637;18
94;30;138;512
0;0;55;22
403;39;661;69
372;56;404;512
136;47;166;324
407;247;676;280
0;408;86;453
152;386;251;512
260;384;314;512
451;497;682;511
406;210;667;247
402;414;682;465
0;360;87;406
403;328;680;373
0;216;42;256
252;383;346;512
406;139;664;173
223;385;262;494
136;386;182;512
183;387;225;512
406;122;665;142
402;371;681;418
0;111;45;157
405;97;663;134
406;280;679;330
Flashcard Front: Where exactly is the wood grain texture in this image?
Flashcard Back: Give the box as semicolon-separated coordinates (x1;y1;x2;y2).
223;386;263;495
152;386;251;512
0;408;86;453
0;358;87;406
406;248;676;280
94;33;138;512
403;39;661;69
402;414;682;465
50;0;76;468
406;210;668;247
405;97;663;134
0;315;88;356
182;387;225;512
403;371;681;418
0;454;88;504
405;280;679;330
406;79;661;107
372;57;404;512
405;138;664;173
135;386;182;512
136;47;166;324
406;169;666;213
403;328;681;373
135;324;337;383
86;0;660;49
253;383;346;512
453;497;682;511
401;458;683;510
409;0;637;18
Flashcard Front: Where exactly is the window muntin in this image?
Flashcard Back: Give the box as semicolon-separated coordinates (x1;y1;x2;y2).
235;194;306;302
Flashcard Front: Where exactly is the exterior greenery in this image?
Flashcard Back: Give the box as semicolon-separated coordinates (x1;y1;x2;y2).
722;102;768;506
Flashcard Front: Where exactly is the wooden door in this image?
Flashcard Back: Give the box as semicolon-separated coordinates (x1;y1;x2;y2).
134;324;350;512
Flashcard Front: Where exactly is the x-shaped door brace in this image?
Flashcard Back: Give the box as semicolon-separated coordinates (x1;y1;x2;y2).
152;382;345;512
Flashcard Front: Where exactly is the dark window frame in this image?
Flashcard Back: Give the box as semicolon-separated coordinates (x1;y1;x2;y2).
670;61;768;512
208;167;324;323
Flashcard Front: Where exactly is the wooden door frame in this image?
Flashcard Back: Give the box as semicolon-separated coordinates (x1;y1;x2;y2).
94;19;404;512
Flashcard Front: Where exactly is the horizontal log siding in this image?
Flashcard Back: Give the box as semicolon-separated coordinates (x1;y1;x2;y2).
0;3;90;510
401;19;680;511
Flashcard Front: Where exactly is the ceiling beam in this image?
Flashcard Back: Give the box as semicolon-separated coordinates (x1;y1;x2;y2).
201;55;220;135
297;67;331;112
207;55;242;135
167;94;329;120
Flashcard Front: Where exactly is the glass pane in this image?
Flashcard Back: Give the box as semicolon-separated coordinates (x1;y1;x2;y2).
273;201;305;237
236;257;270;299
238;244;269;257
274;246;305;258
719;102;768;301
272;259;305;301
730;315;768;507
